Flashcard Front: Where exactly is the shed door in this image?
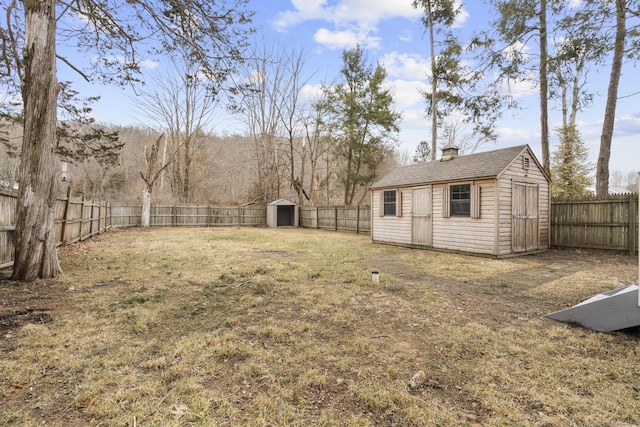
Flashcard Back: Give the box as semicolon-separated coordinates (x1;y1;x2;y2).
512;182;539;252
412;186;432;246
277;205;295;227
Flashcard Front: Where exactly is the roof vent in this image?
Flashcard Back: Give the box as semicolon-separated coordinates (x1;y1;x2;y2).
440;143;459;161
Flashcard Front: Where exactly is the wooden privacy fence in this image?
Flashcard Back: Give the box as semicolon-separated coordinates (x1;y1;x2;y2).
0;192;266;269
110;205;266;227
0;190;109;269
299;205;371;234
2;192;637;270
0;191;17;269
551;194;638;255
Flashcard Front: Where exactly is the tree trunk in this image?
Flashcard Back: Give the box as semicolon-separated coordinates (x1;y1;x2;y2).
12;0;61;281
597;0;626;196
141;188;152;228
538;0;550;175
427;1;438;161
140;135;165;227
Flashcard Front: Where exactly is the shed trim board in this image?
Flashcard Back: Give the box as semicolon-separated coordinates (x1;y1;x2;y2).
370;145;549;258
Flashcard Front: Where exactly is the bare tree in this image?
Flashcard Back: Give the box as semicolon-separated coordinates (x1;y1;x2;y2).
234;42;289;203
302;97;335;206
0;0;252;280
136;61;220;203
277;47;315;205
140;134;170;227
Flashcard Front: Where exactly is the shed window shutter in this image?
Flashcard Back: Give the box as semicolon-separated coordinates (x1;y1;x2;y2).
442;186;450;218
471;184;481;219
378;192;384;217
396;190;402;217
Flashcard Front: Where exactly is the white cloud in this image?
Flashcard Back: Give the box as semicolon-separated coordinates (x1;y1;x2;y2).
398;30;413;42
496;126;539;143
272;0;331;30
140;59;159;70
503;78;538;99
381;52;430;80
612;113;640;136
274;0;420;31
452;1;469;28
387;79;428;108
273;0;420;50
300;83;324;104
313;28;380;50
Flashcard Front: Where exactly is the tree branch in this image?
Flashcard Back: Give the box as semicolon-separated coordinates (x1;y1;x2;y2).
56;54;91;82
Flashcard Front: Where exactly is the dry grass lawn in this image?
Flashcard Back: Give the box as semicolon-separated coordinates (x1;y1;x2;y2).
1;227;639;426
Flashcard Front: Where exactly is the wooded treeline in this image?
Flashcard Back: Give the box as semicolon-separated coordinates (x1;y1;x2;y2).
0;123;400;207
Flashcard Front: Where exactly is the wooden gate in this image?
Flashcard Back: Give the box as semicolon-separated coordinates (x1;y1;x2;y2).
412;186;432;246
512;182;539;252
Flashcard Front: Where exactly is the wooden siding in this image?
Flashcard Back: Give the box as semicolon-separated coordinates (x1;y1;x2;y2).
431;180;496;255
371;189;412;244
372;180;497;255
496;147;550;256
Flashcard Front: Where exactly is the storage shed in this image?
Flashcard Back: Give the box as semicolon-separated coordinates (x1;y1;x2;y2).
370;144;550;257
266;198;298;228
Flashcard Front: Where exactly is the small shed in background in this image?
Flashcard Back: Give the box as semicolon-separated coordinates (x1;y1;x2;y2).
266;198;298;228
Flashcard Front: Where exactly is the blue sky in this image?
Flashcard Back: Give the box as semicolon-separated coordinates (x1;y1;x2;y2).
58;0;639;174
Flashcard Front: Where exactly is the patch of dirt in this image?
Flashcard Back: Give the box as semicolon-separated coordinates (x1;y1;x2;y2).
0;275;59;344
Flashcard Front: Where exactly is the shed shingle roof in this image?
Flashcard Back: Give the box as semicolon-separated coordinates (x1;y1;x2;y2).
371;145;529;189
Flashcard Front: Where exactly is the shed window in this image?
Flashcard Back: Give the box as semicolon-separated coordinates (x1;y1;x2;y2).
383;190;396;216
450;184;470;217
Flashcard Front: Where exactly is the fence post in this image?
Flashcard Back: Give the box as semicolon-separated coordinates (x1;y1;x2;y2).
79;194;86;241
240;206;244;226
630;194;637;256
356;206;360;234
97;202;102;234
172;205;177;227
89;201;94;238
334;206;338;231
60;186;71;245
315;207;319;229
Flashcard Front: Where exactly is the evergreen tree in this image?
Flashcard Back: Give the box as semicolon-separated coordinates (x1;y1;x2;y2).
318;46;400;206
413;140;432;163
550;124;593;198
